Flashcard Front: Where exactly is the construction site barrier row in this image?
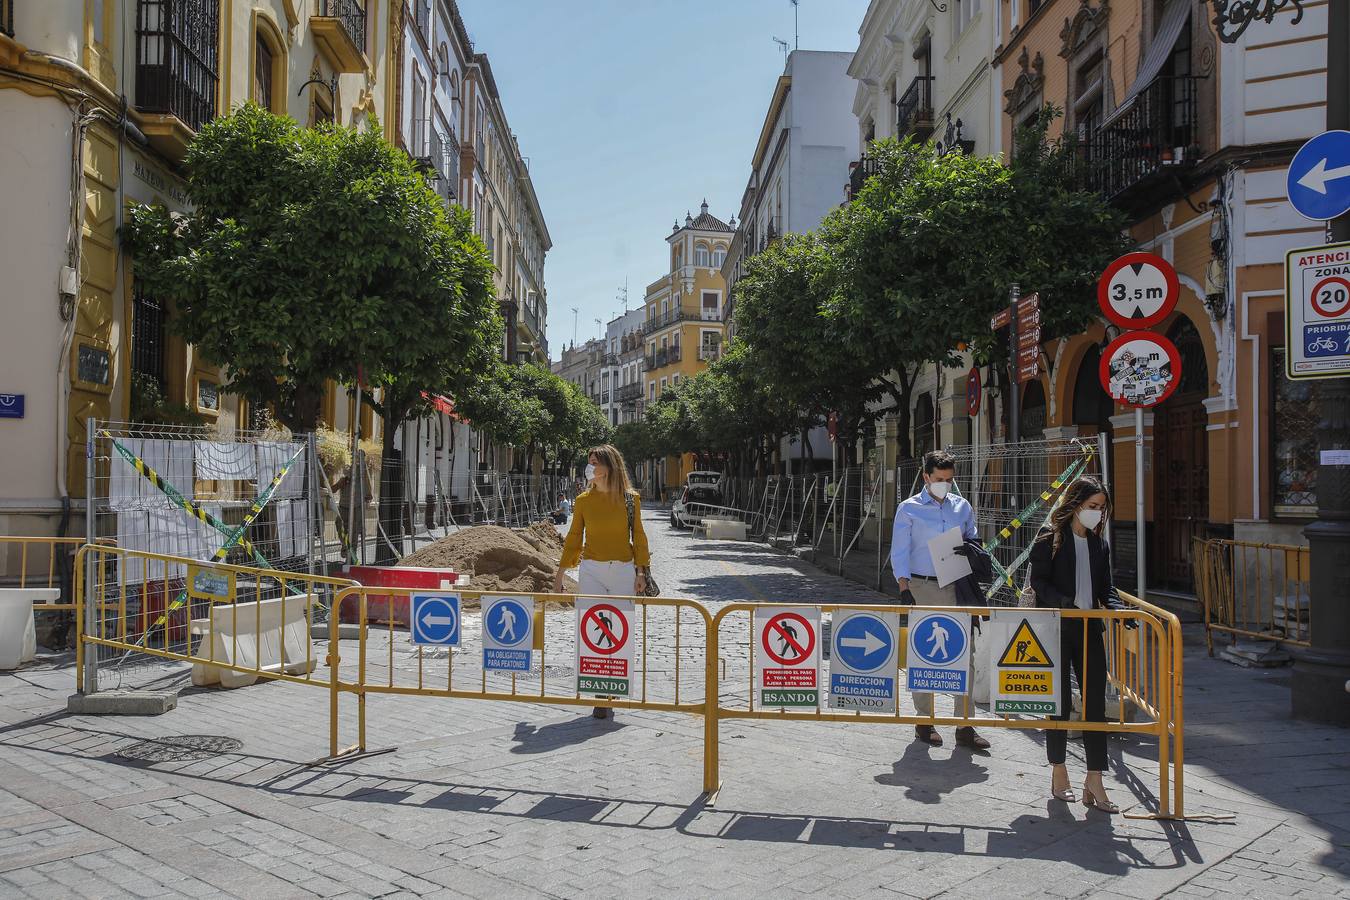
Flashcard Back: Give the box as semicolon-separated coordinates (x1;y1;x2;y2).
69;544;1187;819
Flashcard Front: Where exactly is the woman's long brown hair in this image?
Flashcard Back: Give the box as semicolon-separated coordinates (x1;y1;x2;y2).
588;444;635;502
1040;475;1112;555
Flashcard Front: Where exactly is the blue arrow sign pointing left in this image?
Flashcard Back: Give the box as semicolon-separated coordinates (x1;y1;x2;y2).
1288;130;1350;222
411;593;460;645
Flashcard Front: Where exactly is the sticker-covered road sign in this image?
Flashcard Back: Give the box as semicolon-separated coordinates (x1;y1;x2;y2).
906;610;970;694
1100;331;1182;408
483;595;533;672
1288;130;1350;222
828;610;899;713
988;610;1061;715
1098;252;1179;330
411;593;461;646
755;607;820;707
1285;242;1350;380
576;597;633;697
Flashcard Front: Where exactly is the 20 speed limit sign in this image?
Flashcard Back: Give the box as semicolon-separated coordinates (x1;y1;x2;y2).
1285;242;1350;380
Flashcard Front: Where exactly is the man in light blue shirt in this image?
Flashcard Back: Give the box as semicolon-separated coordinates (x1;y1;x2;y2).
890;450;989;750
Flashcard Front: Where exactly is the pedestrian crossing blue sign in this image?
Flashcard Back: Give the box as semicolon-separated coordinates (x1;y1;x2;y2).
410;593;460;646
906;611;970;694
482;595;533;672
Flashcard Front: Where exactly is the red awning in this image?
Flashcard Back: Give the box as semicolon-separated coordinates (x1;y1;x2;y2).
420;392;464;422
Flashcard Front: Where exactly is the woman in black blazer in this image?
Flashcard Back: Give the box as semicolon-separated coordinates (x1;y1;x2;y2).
1028;475;1128;813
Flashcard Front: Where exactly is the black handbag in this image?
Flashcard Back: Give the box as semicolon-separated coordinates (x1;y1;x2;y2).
625;494;660;597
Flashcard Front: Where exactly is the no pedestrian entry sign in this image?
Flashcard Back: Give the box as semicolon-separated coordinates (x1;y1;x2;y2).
576;597;634;697
828;610;899;714
987;610;1061;715
482;595;534;673
410;593;460;646
755;606;820;707
905;610;970;694
1284;242;1350;380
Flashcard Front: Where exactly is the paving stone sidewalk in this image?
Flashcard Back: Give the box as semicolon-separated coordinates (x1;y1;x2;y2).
1;507;1348;898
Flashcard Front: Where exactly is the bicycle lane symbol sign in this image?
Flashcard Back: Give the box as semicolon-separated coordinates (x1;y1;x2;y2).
576;598;633;697
755;607;820;707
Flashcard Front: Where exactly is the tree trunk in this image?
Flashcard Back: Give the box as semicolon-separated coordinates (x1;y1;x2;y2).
289;381;326;433
375;406;406;565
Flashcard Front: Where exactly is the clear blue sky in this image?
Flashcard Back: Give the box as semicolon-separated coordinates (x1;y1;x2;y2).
456;0;871;358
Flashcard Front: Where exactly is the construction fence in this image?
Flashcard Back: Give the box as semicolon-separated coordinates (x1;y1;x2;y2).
711;437;1108;601
68;544;1190;819
1192;537;1311;654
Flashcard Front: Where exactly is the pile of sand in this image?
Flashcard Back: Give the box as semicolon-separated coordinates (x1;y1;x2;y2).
398;522;574;593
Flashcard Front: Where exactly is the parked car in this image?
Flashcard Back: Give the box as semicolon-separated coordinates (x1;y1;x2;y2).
671;471;725;528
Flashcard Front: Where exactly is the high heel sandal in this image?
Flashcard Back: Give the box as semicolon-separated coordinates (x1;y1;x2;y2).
1050;768;1076;802
1081;781;1120;813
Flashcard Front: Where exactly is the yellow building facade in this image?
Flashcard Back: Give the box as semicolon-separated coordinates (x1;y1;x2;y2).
0;1;394;536
641;201;732;493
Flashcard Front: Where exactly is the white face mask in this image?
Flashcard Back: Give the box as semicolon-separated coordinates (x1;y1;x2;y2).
584;463;597;482
928;481;952;500
1078;509;1103;529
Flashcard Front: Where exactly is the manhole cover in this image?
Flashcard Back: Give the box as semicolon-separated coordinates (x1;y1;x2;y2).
114;735;242;762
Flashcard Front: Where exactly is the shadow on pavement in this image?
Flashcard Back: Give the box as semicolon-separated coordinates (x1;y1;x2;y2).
510;716;624;754
874;741;990;802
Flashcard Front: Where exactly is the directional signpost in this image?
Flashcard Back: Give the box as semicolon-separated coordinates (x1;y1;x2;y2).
1285;242;1350;380
755;606;821;707
987;610;1061;715
828;610;899;713
410;593;461;646
482;595;534;673
576;597;634;698
1288;130;1350;222
905;610;970;695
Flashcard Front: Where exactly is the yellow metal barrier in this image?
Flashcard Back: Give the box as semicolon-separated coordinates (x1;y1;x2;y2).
705;594;1186;818
1193;537;1310;653
74;544;356;704
0;535;87;610
71;547;1190;817
327;585;713;763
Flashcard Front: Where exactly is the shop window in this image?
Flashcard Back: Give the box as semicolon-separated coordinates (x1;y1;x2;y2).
1271;347;1320;518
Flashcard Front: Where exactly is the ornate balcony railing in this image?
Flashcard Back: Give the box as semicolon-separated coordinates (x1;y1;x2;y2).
1080;76;1201;204
616;383;643;403
320;0;366;55
642;308;692;334
135;0;220;133
848;155;879;199
896;75;935;140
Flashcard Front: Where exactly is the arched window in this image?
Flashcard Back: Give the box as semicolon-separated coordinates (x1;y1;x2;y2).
251;15;286;114
712;245;726;268
450;71;461;136
695;244;710;267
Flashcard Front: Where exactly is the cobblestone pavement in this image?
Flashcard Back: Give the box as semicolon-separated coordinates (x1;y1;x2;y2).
1;507;1348;898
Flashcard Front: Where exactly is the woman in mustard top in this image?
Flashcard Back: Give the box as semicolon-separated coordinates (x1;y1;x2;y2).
552;444;651;719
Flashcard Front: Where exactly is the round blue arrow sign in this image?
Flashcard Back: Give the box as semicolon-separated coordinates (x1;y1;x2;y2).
833;613;894;674
911;614;966;666
1288;130;1350;222
485;598;529;647
412;594;459;645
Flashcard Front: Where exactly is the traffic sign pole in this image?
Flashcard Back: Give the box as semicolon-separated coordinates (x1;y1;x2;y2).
1295;0;1350;725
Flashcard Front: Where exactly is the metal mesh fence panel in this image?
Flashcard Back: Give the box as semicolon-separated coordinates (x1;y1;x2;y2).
84;420;322;690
